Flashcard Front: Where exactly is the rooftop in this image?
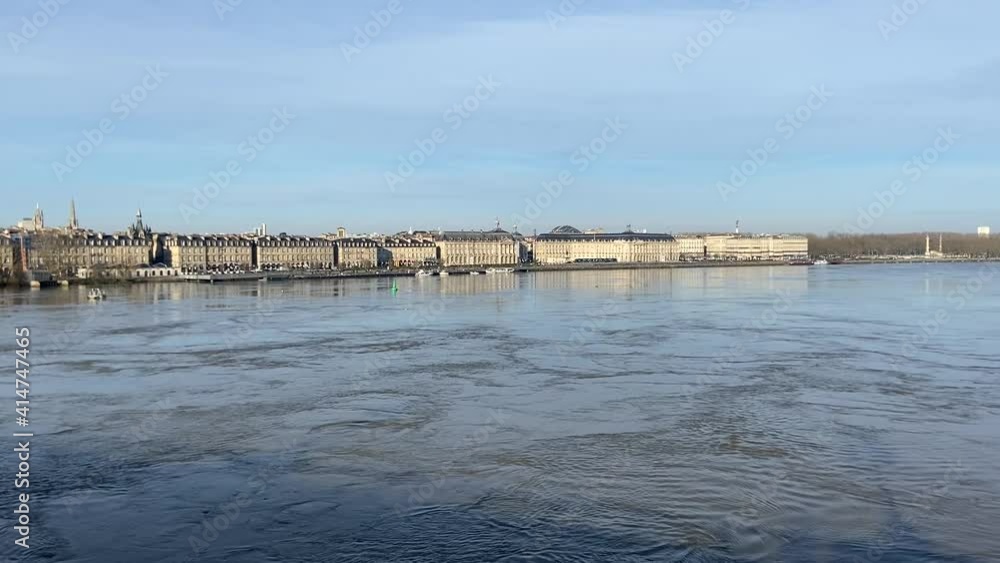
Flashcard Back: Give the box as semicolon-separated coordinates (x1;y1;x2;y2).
435;228;516;241
538;226;676;242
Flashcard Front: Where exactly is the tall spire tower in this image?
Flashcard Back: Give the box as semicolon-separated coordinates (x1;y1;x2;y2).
128;207;151;238
68;198;79;231
33;204;44;231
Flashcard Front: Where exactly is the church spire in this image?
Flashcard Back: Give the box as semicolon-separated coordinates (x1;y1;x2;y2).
69;198;79;230
33;204;44;230
128;207;151;238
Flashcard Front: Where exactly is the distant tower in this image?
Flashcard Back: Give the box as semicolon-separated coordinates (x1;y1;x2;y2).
939;233;943;254
68;199;79;231
925;234;931;256
735;219;740;235
336;226;347;239
495;217;502;231
128;208;151;238
33;204;44;231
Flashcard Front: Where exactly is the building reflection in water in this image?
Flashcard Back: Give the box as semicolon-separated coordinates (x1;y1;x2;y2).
529;266;809;299
3;267;812;309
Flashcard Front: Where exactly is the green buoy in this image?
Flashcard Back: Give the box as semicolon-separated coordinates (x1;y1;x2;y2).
391;279;398;295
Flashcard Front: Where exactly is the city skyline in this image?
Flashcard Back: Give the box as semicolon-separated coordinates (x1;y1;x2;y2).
5;198;992;238
2;0;999;234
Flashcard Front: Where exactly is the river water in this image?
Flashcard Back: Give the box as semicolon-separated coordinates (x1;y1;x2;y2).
0;264;998;562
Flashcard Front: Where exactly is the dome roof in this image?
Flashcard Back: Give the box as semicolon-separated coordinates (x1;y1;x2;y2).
551;225;582;234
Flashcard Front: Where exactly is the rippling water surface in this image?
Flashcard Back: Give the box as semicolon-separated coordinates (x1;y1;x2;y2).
1;264;998;562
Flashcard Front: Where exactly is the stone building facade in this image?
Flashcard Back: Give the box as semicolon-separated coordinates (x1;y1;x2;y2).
254;235;335;270
433;229;520;267
0;235;15;277
774;235;809;259
534;226;679;264
379;236;438;268
162;235;253;271
335;238;379;269
676;236;707;260
704;234;809;261
26;232;152;276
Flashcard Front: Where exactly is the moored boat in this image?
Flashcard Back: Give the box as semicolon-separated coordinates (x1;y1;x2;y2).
485;267;514;274
415;270;433;278
87;287;107;300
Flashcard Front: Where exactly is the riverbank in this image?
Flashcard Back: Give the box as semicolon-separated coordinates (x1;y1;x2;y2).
4;257;999;289
838;257;1000;265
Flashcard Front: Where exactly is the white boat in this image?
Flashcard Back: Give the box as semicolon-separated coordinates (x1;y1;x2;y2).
438;270;450;277
87;288;107;301
814;259;829;266
485;267;514;274
415;270;433;278
469;271;481;276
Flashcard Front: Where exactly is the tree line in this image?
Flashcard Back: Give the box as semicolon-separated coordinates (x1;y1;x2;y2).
807;233;999;258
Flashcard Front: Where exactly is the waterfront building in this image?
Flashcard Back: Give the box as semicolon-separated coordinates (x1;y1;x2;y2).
705;235;735;259
254;235;335;270
379;235;438;268
778;235;810;259
676;236;707;260
162;235;253;272
161;235;205;271
133;265;182;278
8;208;156;277
25;232;153;276
533;226;679;265
433;227;520;267
703;234;808;261
521;236;535;263
979;226;991;239
335;238;379;269
201;235;252;270
0;235;14;277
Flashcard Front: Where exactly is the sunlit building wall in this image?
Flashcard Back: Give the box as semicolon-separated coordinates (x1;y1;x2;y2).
163;235;253;271
534;226;679;265
433;229;520;267
255;235;335;269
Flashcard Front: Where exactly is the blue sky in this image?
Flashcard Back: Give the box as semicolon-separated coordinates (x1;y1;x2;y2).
1;0;998;235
